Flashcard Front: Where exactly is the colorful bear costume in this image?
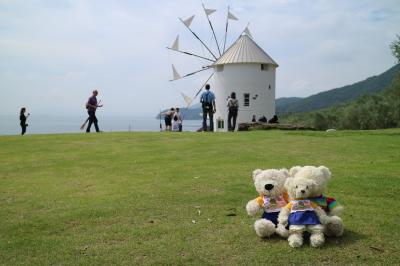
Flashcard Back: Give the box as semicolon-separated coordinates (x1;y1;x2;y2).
289;166;344;237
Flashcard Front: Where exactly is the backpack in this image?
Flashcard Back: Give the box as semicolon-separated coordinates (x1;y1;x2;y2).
202;91;213;110
228;99;238;113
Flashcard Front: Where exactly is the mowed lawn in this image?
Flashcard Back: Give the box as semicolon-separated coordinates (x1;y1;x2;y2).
0;130;399;265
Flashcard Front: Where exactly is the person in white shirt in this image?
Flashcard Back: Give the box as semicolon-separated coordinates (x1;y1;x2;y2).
174;107;183;132
172;115;180;132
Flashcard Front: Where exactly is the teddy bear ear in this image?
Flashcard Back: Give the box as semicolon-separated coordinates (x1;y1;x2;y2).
279;168;289;178
318;166;332;180
289;166;302;177
284;177;293;189
252;169;262;181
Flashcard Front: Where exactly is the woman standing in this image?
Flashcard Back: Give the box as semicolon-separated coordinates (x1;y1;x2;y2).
19;107;30;135
227;92;239;131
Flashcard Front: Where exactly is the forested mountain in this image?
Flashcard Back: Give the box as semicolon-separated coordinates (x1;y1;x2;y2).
277;64;400;115
281;70;400;130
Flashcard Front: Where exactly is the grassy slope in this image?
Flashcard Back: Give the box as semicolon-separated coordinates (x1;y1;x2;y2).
0;130;399;265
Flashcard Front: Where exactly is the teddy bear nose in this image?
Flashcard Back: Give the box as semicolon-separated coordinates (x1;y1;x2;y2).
265;184;274;191
301;190;306;194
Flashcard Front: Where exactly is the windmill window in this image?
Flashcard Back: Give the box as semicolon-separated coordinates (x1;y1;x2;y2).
244;93;250;107
217;118;224;129
261;64;269;71
216;65;224;72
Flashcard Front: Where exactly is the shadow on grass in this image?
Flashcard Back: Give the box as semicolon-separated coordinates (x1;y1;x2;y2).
259;234;287;244
256;229;367;248
325;229;367;247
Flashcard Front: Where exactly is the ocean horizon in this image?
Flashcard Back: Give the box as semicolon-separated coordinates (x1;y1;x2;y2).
0;115;202;136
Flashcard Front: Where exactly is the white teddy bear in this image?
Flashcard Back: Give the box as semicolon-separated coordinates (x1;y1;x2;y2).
246;168;290;238
289;166;344;237
277;175;330;248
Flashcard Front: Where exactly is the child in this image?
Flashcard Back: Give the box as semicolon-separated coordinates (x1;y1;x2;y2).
172;115;180;132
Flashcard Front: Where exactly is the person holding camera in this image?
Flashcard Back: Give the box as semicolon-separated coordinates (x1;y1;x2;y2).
200;84;216;132
19;107;30;135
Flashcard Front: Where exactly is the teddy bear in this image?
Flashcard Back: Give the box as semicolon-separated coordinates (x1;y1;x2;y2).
246;168;290;238
289;166;344;237
277;175;331;248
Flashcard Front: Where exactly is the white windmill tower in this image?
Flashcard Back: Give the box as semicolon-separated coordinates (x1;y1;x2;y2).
168;5;278;131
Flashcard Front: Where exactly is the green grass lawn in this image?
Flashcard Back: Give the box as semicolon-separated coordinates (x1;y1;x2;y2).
0;130;399;265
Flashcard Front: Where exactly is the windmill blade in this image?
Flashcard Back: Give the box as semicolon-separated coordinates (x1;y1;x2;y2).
228;11;238;21
202;3;221;56
171;35;179;51
166;47;215;62
170;66;211;82
194;73;214;98
180;92;193;108
179;17;218;60
244;25;253;38
181;15;195;27
204;8;216;16
171;64;181;81
223;6;239;53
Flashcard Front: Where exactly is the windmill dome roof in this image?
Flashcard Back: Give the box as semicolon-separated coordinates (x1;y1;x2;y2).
213;34;278;66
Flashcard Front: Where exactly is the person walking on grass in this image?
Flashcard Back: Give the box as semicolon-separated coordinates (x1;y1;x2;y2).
227;92;239;131
85;89;103;133
19;107;30;135
200;84;216;132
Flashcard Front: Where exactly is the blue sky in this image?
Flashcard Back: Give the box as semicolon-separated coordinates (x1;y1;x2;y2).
0;0;399;116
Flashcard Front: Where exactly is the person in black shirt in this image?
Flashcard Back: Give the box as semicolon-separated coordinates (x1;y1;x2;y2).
19;107;30;135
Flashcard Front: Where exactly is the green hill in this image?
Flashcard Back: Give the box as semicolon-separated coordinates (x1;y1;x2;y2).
281;70;400;130
277;64;400;115
276;97;302;111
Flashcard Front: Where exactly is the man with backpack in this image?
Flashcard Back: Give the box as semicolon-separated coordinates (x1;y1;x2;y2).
200;84;216;132
227;92;239;131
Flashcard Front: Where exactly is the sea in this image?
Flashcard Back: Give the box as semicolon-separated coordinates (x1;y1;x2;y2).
0;115;202;135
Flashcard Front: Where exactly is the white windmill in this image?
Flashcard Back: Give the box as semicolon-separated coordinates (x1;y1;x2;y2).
168;5;278;131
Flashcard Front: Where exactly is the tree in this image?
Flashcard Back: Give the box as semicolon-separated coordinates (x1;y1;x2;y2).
314;112;329;130
390;35;400;63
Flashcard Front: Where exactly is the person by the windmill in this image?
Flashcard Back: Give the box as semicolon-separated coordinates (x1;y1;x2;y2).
200;84;216;132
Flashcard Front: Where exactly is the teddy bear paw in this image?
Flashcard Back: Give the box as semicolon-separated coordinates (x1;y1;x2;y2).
288;233;303;248
325;216;344;237
310;232;325;247
254;219;276;238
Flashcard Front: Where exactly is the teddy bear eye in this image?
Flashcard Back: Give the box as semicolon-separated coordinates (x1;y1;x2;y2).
295;185;298;188
306;186;309;189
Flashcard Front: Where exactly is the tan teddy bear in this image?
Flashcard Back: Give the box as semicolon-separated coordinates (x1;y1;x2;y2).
277;175;330;247
246;168;290;238
289;166;344;237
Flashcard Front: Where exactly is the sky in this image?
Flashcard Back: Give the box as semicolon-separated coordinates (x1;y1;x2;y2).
0;0;399;116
